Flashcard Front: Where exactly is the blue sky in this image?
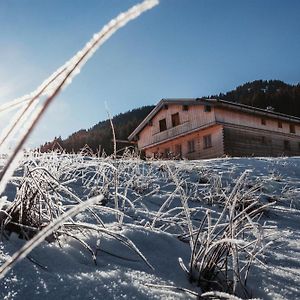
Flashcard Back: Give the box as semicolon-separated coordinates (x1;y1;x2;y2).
0;0;300;146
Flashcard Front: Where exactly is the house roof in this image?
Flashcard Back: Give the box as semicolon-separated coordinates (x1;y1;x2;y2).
128;98;300;140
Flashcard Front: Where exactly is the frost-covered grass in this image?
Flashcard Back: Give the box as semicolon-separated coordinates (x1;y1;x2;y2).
0;0;159;197
0;152;299;299
1;0;298;298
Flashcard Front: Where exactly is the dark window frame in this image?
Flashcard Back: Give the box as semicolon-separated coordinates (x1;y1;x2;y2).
290;124;296;134
261;118;266;125
278;120;282;128
175;144;182;157
203;134;212;149
187;140;195;153
171;112;180;127
182;105;189;111
159;118;167;132
204;105;211;112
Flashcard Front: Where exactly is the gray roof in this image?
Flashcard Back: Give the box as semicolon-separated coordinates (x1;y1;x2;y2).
128;98;300;140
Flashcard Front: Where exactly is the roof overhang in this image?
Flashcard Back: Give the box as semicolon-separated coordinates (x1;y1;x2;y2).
128;98;300;141
215;99;300;124
128;98;214;140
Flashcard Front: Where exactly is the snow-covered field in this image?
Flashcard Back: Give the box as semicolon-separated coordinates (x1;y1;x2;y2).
0;154;299;299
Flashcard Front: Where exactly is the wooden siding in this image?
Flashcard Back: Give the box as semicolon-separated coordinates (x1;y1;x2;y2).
138;104;216;149
145;125;224;160
215;107;300;136
224;126;300;157
136;101;300;159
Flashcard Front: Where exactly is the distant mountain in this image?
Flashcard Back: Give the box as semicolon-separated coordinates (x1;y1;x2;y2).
210;80;300;117
40;105;154;154
41;80;300;154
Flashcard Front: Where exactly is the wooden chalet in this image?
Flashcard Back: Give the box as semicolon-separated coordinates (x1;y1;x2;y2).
128;98;300;159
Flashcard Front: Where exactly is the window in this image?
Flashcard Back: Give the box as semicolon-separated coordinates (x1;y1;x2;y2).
261;118;266;125
182;105;189;111
204;105;211;112
164;148;170;158
171;113;180;127
278;120;282;128
203;134;212;149
175;144;182;157
284;140;291;151
159;119;167;132
187;140;195;153
261;136;266;144
290;124;295;134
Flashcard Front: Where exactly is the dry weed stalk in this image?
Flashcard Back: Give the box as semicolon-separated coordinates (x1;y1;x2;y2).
0;142;277;299
0;0;159;279
0;195;102;279
185;171;274;297
0;0;159;195
0;157;154;278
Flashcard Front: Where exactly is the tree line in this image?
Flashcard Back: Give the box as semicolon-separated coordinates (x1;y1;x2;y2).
40;106;154;154
40;80;300;154
210;80;300;117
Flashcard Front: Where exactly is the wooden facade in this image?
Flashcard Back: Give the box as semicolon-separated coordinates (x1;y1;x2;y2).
128;99;300;159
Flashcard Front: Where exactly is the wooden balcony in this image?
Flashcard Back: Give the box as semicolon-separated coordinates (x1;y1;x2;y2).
145;121;215;146
151;121;195;145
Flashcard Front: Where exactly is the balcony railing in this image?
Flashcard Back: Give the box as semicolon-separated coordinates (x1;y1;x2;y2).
152;121;193;144
140;118;217;149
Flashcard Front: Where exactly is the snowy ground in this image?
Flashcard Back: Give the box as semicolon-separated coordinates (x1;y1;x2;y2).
0;155;299;299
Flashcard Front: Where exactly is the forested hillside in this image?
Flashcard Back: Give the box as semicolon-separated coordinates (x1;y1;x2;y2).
211;80;300;117
41;80;300;154
40;106;154;154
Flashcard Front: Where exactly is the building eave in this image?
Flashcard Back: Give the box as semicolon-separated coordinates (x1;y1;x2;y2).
128;98;214;140
215;99;300;124
128;98;300;141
